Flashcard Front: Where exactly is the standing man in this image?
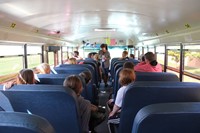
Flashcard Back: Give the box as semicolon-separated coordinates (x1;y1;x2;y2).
98;44;111;87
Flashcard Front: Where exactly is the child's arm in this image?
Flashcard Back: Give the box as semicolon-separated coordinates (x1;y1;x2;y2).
109;104;120;118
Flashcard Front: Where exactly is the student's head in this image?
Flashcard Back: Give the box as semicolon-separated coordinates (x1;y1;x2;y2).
17;69;35;84
122;51;128;58
68;58;77;64
93;54;99;61
88;52;94;58
36;63;50;74
123;62;134;69
119;68;136;86
74;51;79;57
100;44;108;52
79;71;92;84
130;54;135;59
63;75;83;95
144;52;158;66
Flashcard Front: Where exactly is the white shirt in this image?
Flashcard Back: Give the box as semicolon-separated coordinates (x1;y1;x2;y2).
115;86;128;107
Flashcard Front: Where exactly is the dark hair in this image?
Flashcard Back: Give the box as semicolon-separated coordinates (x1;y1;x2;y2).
100;44;108;50
119;68;135;86
144;52;158;66
87;52;96;58
142;56;145;62
63;75;82;95
79;71;92;84
74;51;79;56
123;62;134;69
130;54;135;59
17;69;35;84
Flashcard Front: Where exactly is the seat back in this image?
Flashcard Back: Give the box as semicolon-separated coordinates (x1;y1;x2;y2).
0;112;55;133
113;71;179;100
37;74;94;102
135;72;179;81
0;85;81;133
132;102;200;133
0;91;14;111
83;60;100;85
111;59;139;79
37;74;68;85
56;64;97;86
119;82;200;133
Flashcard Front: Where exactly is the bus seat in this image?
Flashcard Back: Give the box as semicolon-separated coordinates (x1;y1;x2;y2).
111;59;139;79
135;72;179;81
0;85;81;133
56;64;98;86
0;111;55;133
36;74;96;103
132;102;200;133
113;71;179;100
119;82;200;133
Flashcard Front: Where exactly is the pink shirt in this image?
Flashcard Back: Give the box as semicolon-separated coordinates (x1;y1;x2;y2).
134;62;162;72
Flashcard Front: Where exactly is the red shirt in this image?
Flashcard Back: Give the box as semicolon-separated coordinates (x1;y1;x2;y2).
134;62;162;72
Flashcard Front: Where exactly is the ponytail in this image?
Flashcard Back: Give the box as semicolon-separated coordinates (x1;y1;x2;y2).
150;60;158;66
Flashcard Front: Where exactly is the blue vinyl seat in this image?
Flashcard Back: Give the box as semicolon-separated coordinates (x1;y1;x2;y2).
113;71;179;100
56;64;98;86
119;82;200;133
0;112;55;133
0;85;81;133
132;102;200;133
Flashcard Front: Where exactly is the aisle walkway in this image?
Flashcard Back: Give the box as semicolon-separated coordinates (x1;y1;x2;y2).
94;82;112;133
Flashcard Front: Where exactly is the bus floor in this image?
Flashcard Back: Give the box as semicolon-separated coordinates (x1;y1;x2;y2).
94;81;112;133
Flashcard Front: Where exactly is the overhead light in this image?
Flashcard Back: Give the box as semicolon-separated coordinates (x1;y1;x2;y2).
94;28;116;32
142;33;148;35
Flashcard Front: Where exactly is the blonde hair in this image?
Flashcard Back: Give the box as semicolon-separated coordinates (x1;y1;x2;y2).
68;58;77;64
63;75;82;95
37;63;50;74
93;54;99;61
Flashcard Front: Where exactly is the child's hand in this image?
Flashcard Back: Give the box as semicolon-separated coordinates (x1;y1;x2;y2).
109;111;114;118
91;104;98;112
108;99;114;105
3;81;15;90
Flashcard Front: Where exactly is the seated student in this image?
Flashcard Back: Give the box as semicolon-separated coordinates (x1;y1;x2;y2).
123;61;134;69
73;51;83;60
134;52;162;72
93;53;102;80
65;57;77;64
35;63;50;74
108;68;136;118
63;75;91;133
4;69;35;90
119;51;129;60
86;52;97;60
129;54;135;59
79;71;106;132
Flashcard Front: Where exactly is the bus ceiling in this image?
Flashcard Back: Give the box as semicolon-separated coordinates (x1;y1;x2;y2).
0;0;200;46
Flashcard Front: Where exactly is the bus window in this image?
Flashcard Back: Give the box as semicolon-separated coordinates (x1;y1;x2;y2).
27;55;41;69
0;56;23;75
156;46;165;65
0;45;24;75
27;46;41;68
167;46;180;69
184;45;200;76
48;52;54;65
183;45;200;82
109;46;127;59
